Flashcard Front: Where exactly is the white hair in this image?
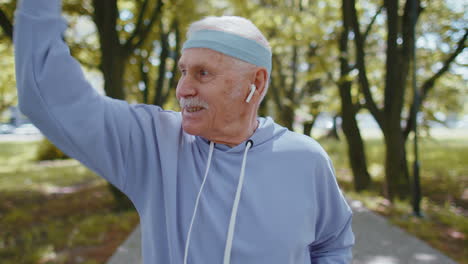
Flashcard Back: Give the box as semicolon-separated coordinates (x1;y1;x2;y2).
186;16;271;101
187;16;271;51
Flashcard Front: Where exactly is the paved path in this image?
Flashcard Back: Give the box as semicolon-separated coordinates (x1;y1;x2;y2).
107;200;457;264
349;200;456;264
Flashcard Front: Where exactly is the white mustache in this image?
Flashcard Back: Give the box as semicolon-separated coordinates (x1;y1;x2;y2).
179;97;209;109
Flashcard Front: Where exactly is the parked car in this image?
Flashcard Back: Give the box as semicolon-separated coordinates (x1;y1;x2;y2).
0;124;15;134
14;123;41;135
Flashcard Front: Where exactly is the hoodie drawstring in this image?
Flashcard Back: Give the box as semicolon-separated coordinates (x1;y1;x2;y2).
183;140;253;264
184;141;215;264
223;140;253;264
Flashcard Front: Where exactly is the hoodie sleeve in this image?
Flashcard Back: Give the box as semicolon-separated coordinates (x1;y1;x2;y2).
308;155;355;263
14;0;138;192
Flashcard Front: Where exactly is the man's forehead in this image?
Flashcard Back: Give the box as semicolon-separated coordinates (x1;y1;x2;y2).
178;48;227;67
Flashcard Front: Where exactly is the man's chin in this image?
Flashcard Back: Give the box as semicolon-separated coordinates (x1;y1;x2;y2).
181;122;202;136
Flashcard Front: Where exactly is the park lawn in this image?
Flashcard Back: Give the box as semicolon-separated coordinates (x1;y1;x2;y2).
0;142;139;264
320;136;468;264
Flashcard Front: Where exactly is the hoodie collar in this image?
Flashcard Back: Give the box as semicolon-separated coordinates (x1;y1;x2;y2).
195;117;282;153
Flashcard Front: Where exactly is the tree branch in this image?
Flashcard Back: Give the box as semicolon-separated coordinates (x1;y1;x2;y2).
349;0;383;127
124;0;150;48
419;30;467;100
363;5;384;42
124;0;164;53
288;45;299;104
404;29;467;138
0;8;13;40
270;54;285;112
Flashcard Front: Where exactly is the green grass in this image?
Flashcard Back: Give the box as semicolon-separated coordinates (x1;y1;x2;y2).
319;136;468;263
0;142;38;167
0;142;98;191
0;141;139;264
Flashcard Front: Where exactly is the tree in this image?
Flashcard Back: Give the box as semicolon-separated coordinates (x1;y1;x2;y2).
332;0;380;191
226;0;373;191
131;18;181;106
90;0;166;209
124;0;202;107
228;0;336;130
347;0;466;200
91;0;164;100
1;0;165;209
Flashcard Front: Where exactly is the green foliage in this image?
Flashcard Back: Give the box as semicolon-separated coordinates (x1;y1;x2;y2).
0;40;16;114
36;139;69;161
124;0;203;106
1;0;464;120
224;0;344;127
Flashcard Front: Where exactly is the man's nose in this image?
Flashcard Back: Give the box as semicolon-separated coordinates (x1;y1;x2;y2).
176;76;197;98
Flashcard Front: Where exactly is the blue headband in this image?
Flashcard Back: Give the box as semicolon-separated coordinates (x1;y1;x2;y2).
182;29;272;75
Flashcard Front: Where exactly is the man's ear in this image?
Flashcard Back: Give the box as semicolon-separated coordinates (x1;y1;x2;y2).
251;68;268;103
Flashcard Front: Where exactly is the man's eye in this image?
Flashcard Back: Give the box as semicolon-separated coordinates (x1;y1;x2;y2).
200;70;209;76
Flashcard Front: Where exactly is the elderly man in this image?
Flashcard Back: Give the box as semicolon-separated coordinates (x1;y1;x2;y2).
14;0;354;263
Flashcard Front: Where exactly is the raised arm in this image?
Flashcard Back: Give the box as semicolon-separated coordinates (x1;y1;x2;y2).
14;0;140;192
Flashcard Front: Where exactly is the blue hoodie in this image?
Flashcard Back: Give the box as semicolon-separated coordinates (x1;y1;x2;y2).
14;0;354;263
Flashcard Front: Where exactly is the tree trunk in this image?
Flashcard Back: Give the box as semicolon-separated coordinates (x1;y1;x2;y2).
280;105;295;130
383;128;410;200
341;108;371;191
340;0;371;191
339;81;371;191
102;54;126;99
93;0;127;100
382;0;412;200
167;20;181;103
153;29;169;106
92;0;132;210
0;8;13;40
258;93;269;117
303;117;317;137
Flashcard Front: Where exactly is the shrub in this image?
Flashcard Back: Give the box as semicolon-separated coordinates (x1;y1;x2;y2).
36;139;69;161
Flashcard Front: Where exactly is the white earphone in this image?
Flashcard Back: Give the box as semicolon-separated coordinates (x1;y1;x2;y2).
245;84;256;103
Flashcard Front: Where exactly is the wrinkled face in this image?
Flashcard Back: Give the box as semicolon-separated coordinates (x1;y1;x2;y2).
176;48;251;139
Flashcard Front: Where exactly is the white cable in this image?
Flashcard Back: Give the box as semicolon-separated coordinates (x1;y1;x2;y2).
183;141;215;264
223;140;253;264
245;84;256;103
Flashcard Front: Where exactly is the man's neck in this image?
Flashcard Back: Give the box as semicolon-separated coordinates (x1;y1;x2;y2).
211;119;259;148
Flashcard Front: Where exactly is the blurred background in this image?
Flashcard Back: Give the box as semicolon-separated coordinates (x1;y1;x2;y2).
0;0;466;263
